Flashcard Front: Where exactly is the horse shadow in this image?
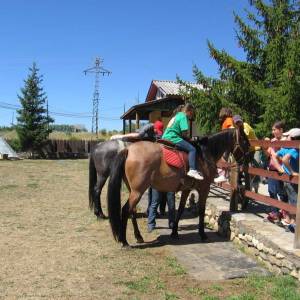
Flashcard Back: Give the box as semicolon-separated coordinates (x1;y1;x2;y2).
132;229;229;249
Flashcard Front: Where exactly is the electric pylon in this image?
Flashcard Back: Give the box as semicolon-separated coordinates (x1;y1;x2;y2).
84;57;111;135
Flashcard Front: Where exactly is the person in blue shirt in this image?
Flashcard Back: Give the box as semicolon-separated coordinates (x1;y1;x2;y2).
275;128;299;206
273;128;300;232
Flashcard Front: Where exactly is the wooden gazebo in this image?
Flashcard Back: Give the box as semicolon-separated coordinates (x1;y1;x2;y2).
121;80;203;134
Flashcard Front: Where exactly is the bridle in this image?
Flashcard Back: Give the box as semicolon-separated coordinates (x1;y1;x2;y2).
232;128;249;164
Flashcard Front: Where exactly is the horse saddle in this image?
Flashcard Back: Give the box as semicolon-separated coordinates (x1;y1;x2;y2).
161;146;188;170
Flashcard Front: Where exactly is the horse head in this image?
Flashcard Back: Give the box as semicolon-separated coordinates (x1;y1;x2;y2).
232;127;251;164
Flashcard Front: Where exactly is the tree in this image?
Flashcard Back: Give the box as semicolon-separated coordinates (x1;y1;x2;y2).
16;63;54;152
183;0;300;137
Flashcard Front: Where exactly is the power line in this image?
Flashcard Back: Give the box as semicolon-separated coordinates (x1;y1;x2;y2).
0;101;120;120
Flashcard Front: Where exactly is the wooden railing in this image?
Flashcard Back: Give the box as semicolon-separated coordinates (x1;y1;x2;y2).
216;139;300;248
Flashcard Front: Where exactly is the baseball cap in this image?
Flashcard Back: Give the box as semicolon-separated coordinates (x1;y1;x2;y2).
283;128;300;138
233;115;243;124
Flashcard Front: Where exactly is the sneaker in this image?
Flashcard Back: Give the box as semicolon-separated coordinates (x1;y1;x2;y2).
214;174;227;183
187;169;204;180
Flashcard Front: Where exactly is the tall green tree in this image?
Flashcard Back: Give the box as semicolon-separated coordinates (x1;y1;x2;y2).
16;63;54;152
183;0;300;136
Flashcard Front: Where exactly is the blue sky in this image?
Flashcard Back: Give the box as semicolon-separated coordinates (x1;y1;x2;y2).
0;0;250;131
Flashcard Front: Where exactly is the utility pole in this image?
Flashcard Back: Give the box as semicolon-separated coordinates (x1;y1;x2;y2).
84;57;111;136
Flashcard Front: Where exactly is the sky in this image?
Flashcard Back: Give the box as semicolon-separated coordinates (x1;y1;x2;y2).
0;0;251;131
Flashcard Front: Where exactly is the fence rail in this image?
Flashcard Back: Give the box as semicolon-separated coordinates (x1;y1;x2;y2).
216;139;300;248
5;138;104;158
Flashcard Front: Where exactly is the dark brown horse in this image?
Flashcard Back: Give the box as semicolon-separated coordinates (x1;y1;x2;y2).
89;139;130;219
107;128;250;247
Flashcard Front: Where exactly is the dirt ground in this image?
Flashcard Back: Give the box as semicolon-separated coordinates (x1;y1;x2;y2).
1;159;300;300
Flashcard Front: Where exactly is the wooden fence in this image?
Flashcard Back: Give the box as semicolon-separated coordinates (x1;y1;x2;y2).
216;139;300;248
25;139;104;158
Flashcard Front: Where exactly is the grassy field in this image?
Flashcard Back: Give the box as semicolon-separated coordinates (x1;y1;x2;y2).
1;159;300;299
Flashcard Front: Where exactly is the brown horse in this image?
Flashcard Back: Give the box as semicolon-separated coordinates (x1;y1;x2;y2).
107;128;250;247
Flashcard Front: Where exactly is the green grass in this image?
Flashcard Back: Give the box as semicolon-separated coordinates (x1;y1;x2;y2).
124;276;151;293
26;183;39;189
0;184;18;191
187;286;207;297
165;291;179;299
225;275;300;300
166;257;186;276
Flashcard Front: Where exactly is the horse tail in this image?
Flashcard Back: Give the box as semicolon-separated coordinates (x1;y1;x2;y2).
107;148;128;241
88;154;97;210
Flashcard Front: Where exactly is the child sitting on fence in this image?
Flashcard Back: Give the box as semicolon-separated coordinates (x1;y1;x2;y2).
271;128;300;232
264;121;288;223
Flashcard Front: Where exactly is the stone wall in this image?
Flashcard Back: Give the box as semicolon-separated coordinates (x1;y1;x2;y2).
205;201;300;280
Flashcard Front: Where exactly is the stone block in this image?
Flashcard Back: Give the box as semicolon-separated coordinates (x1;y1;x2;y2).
247;247;259;257
268;248;275;256
252;238;258;247
272;266;282;275
275;253;285;259
282;259;294;270
268;255;280;266
281;267;290;275
262;246;270;254
238;233;244;240
257;242;264;251
247;241;254;247
264;260;273;271
245;234;252;242
259;252;267;260
230;232;235;241
290;269;298;278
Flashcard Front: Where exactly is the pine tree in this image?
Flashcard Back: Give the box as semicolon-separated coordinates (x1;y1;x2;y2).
16;63;54;153
185;0;300;136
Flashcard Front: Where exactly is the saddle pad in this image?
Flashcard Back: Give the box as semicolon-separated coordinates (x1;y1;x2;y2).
162;146;188;170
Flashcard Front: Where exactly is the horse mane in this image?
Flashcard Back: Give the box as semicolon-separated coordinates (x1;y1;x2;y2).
194;129;234;161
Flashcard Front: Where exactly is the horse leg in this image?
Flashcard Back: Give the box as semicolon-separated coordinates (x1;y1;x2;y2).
131;209;144;243
94;175;107;219
120;201;130;247
197;186;210;241
120;191;143;247
171;190;190;239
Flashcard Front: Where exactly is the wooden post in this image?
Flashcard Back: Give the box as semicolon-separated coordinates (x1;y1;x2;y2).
123;119;126;134
229;159;239;212
293;144;300;248
135;112;140;130
129;119;132;133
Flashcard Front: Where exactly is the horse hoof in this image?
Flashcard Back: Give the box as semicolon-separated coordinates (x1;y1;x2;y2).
121;243;131;249
136;237;144;244
171;232;179;239
96;214;107;220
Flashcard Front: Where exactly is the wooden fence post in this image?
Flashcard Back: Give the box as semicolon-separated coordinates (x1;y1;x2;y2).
229;160;239;212
294;144;300;248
